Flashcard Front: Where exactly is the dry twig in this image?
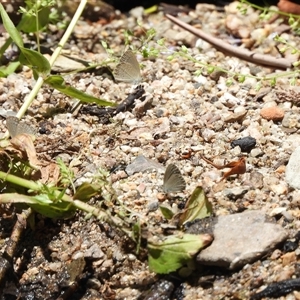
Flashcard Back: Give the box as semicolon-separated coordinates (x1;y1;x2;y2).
165;14;296;70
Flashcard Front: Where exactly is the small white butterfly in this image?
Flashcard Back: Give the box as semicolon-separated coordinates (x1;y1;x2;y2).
114;50;142;84
162;164;186;193
6;116;37;138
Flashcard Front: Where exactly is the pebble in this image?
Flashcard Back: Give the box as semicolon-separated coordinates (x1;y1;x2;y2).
231;136;256;153
223;187;249;200
282;112;300;129
260;106;284;121
269;207;287;217
220;92;241;108
286;146;300;189
201;128;216;142
250;148;264;158
270;183;288;195
224;107;247;123
147;201;159;212
84;244;105;259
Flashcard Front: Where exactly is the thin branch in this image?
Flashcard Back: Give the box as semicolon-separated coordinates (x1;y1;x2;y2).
165;14;296;70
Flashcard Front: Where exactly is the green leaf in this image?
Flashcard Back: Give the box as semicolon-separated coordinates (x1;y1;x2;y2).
160;206;174;220
270;77;277;86
0;3;24;48
238;75;246;83
132;221;141;253
0;193;76;219
157;38;165;46
45;75;116;106
45;75;64;85
31;194;76;219
74;182;101;202
0;61;21;77
30;201;76;219
19;47;51;75
19;7;50;33
207;66;215;74
148;233;212;274
178;186;212;227
181;45;188;53
0;193;42;205
226;78;233;86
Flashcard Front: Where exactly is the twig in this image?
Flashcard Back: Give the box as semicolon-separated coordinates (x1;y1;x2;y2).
250;278;300;300
81;85;146;124
0;208;33;285
165;14;295;70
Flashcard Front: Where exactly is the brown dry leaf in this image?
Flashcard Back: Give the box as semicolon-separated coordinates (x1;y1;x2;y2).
71;132;90;144
10;134;41;169
201;155;246;181
40;163;60;184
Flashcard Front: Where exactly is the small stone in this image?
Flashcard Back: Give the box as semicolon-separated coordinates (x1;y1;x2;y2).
275;269;295;281
201;128;216;142
282;210;294;222
250;148;264;158
220;92;241;108
283;241;298;252
157;192;167;201
286;146;300;189
269;207;287;217
260;106;284;121
270;183;288;195
231;136;256;153
84;244;104;259
48;262;62;272
147;201;159;212
223;187;249;200
275;165;286;174
270;249;282;260
249;171;264;189
129;6;144;19
224;108;247;123
282;112;299;128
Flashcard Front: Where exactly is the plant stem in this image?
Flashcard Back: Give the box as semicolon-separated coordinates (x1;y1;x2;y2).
15;0;88;120
0;170;73;202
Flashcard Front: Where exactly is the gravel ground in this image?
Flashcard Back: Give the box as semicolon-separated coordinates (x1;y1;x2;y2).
1;1;300;299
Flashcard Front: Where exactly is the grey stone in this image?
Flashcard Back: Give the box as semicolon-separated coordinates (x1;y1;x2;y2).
223;186;249;200
286;146;300;189
196;210;288;270
84;244;104;259
249;171;264;189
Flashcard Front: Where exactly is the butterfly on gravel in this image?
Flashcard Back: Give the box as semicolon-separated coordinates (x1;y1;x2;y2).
6;116;37;138
162;164;186;193
114;50;142;84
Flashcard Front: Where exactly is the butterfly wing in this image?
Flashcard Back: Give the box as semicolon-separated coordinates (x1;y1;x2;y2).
6;116;20;138
163;164;186;193
114;50;141;83
16;122;37;136
6;116;36;138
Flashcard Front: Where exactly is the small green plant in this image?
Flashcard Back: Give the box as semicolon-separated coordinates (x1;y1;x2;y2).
0;1;115;120
148;187;213;274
